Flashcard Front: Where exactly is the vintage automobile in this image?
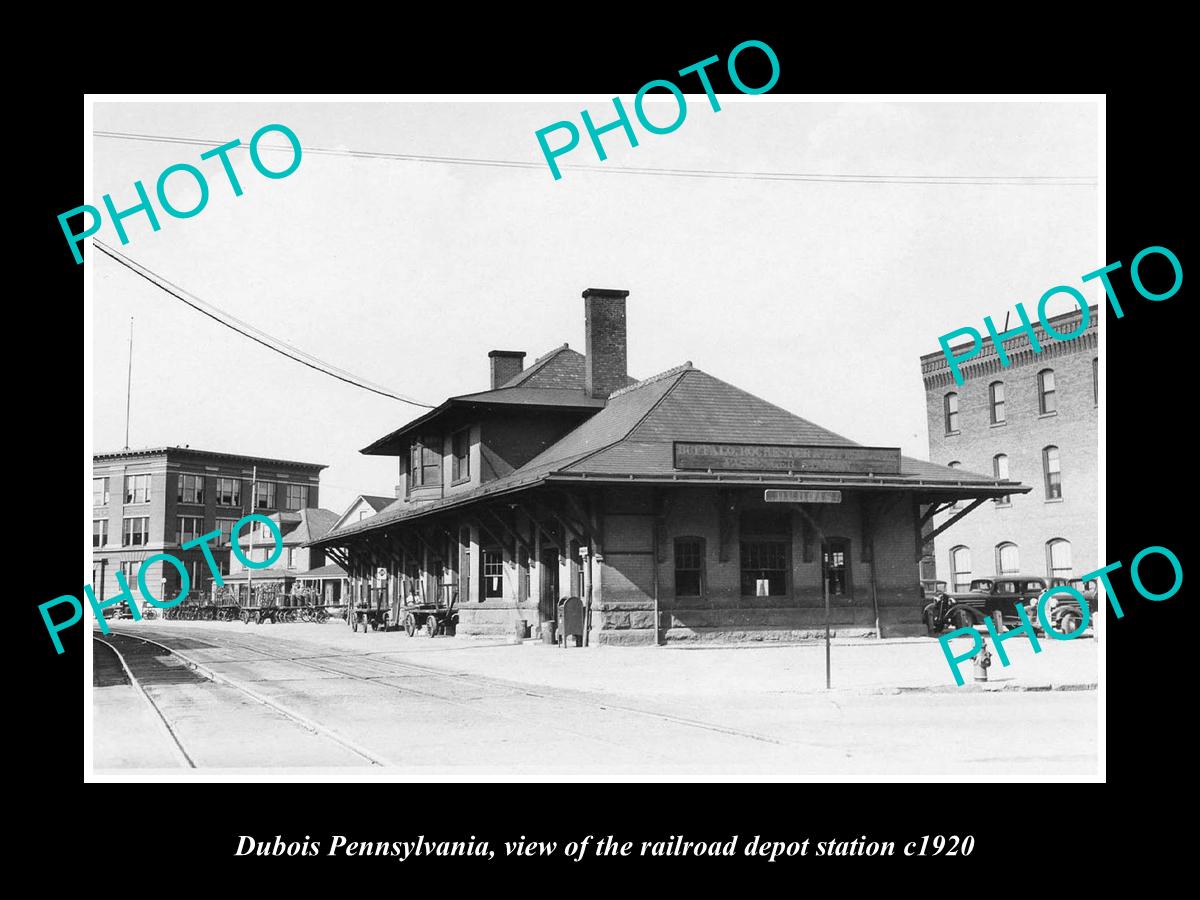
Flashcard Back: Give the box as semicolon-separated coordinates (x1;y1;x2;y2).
1028;576;1099;635
921;579;948;600
924;575;1049;635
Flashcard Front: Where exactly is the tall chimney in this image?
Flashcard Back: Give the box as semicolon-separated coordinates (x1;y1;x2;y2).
583;288;629;399
488;350;525;389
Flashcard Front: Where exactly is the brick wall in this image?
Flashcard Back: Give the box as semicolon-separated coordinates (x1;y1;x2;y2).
922;309;1098;586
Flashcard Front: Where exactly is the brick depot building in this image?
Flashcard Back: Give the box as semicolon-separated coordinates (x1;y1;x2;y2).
92;447;326;604
920;305;1098;591
312;289;1017;644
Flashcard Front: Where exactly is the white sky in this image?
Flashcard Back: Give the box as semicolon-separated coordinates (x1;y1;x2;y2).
91;99;1098;515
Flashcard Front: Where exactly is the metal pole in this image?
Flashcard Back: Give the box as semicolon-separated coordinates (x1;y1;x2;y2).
247;465;257;612
123;317;133;449
824;574;831;690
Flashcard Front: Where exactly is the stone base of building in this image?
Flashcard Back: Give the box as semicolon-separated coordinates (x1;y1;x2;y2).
455;601;928;643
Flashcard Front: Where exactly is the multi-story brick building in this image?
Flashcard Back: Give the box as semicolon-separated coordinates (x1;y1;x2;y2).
312;288;1016;644
919;306;1098;591
91;447;326;604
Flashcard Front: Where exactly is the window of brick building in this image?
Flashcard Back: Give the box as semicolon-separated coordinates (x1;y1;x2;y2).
124;473;150;504
177;474;204;504
740;541;787;597
482;549;504;599
217;518;238;547
950;546;972;592
93;477;109;506
989;381;1006;424
451;428;471;482
1043;446;1062;500
996;542;1020;575
947;461;962;509
1038;369;1057;415
216;477;241;507
93;519;108;548
122;516;149;547
1047;539;1073;580
284;484;308;510
255;481;276;509
176;516;203;545
993;454;1011;506
822;538;852;598
674;538;705;597
944;392;959;434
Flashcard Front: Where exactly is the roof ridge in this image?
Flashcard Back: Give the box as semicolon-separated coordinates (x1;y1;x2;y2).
608;362;693;398
501;343;572;387
556;366;691;472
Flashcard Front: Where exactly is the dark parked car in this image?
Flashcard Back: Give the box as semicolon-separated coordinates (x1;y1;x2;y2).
921;579;948;600
1028;577;1098;635
924;575;1049;635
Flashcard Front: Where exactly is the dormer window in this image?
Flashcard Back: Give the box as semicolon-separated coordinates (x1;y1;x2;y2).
452;427;471;483
409;435;442;489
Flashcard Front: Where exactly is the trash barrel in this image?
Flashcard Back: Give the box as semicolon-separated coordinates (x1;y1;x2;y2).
541;620;557;645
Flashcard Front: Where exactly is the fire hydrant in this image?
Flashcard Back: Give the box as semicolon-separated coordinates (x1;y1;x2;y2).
973;642;993;682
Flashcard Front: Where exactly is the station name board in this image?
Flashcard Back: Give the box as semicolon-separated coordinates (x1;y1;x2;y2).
673;442;902;475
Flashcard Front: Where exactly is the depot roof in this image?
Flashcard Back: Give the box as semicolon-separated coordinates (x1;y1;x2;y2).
313;364;1025;546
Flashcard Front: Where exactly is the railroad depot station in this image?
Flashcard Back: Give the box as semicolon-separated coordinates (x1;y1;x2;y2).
311;289;1023;644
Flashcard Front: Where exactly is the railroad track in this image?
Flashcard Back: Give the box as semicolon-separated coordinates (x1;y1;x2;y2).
133;628;790;754
93;631;390;767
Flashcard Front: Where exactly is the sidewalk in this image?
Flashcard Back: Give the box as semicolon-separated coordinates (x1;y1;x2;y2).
131;620;1098;698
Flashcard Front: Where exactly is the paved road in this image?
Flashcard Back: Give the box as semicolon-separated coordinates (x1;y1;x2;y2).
93;622;1098;776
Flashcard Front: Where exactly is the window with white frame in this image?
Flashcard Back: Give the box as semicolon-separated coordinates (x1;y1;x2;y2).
177;516;203;545
284;483;308;510
996;542;1020;575
124;473;151;504
93;477;109;506
989;381;1006;424
177;473;205;504
950;546;972;592
1047;539;1073;580
215;477;241;507
216;518;239;547
255;481;276;509
993;454;1011;506
944;392;959;434
1038;369;1057;414
93;519;108;548
122;516;150;547
1043;446;1062;499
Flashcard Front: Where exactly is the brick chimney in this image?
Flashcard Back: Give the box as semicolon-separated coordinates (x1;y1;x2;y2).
583;288;629;399
488;350;525;389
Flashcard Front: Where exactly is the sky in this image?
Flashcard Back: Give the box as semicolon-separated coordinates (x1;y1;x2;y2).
89;99;1099;515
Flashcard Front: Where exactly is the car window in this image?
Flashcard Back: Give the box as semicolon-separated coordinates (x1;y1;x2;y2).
996;581;1015;593
1025;581;1045;591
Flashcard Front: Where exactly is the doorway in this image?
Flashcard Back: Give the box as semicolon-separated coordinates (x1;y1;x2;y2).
539;546;559;623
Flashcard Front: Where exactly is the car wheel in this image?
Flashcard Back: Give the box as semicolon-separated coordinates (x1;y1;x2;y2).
925;613;939;637
951;608;974;629
1059;612;1082;634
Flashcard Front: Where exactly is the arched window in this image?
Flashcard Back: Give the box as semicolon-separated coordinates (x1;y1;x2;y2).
1047;539;1073;580
1043;446;1062;499
947;461;961;509
996;542;1020;575
989;381;1006;424
1038;369;1057;415
944;392;959;434
993;453;1010;506
950;546;972;592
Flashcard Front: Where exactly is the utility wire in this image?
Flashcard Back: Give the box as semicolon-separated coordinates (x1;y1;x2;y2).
93;240;437;408
93;130;1097;186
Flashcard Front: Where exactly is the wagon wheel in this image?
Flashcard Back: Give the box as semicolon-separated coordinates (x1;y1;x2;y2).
425;615;438;638
404;612;417;637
